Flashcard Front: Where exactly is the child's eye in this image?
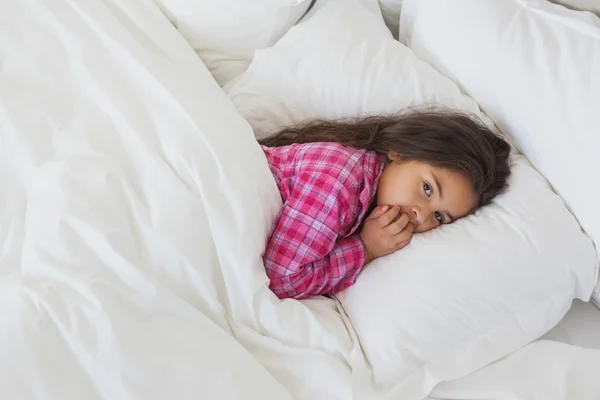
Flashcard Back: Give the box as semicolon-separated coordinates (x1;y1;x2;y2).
423;182;432;197
434;211;443;224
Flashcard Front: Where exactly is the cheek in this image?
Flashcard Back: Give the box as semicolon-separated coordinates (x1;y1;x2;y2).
377;166;421;206
377;180;413;206
376;186;390;205
377;180;396;204
414;220;436;234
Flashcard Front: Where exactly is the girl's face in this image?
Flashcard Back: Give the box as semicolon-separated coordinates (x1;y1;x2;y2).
377;152;478;233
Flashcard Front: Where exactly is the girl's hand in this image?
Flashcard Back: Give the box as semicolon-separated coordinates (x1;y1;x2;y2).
360;205;414;265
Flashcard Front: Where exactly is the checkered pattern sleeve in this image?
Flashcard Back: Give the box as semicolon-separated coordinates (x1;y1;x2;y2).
263;170;366;300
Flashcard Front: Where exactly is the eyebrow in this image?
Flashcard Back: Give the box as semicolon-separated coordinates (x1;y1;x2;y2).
433;173;455;223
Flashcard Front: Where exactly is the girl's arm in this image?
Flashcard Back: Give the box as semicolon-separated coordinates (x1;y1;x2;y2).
263;171;366;300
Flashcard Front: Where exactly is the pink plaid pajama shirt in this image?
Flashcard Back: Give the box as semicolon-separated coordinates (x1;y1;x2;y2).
262;142;384;299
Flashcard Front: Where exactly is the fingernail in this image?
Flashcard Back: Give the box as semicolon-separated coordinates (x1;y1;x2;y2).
380;205;389;211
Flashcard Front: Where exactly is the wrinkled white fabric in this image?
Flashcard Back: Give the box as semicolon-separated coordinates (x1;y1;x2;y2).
0;1;355;399
153;0;311;86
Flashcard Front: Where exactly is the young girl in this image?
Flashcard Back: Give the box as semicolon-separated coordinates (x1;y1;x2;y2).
260;108;511;300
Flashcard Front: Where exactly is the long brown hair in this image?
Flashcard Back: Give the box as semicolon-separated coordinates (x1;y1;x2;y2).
259;107;511;207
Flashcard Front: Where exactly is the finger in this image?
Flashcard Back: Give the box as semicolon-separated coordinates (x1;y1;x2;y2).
394;222;415;241
395;235;412;250
384;213;410;235
395;223;414;247
377;206;401;227
367;205;389;220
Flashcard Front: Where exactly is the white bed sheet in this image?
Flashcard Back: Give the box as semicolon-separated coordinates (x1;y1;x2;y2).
541;300;600;350
428;340;600;400
422;301;600;400
592;282;600;307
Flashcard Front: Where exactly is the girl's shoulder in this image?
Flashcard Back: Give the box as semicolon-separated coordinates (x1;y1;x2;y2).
269;141;372;164
262;142;382;188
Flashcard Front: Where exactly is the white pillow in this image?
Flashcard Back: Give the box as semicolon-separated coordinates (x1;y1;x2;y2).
226;0;599;397
154;0;311;86
399;0;600;267
225;3;490;138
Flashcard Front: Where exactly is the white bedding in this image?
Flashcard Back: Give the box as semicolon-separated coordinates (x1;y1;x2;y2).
3;1;600;400
422;301;600;400
427;340;600;400
542;300;600;350
593;280;600;307
0;1;354;399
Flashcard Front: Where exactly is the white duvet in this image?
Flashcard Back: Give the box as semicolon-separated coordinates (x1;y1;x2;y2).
1;1;600;399
0;1;353;399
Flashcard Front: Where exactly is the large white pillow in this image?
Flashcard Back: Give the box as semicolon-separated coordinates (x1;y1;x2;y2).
225;2;490;138
226;0;599;397
153;0;311;86
399;0;600;302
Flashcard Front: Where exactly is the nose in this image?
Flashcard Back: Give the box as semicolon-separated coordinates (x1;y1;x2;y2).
410;206;421;225
410;204;429;226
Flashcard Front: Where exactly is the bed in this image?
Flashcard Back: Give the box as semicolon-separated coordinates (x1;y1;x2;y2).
542;300;600;350
1;0;599;399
